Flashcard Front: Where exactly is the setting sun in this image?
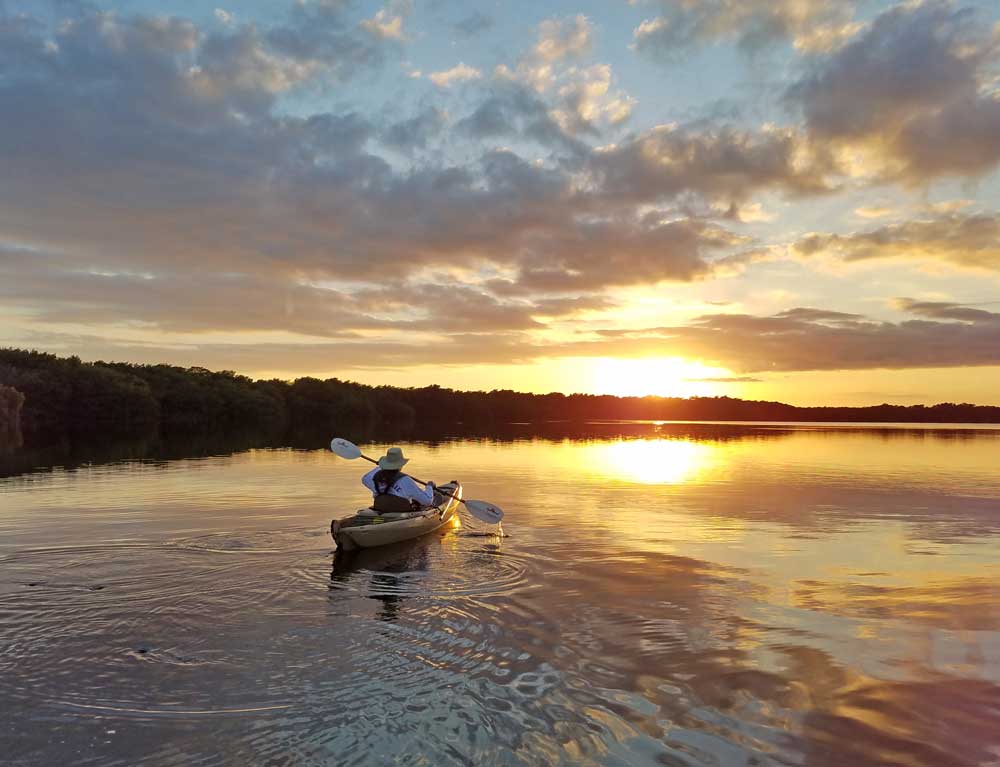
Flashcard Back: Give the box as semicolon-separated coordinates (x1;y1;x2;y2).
588;357;734;398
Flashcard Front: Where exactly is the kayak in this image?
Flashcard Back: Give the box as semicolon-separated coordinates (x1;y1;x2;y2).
330;481;462;552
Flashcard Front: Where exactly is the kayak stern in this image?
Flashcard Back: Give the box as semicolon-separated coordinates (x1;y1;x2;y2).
331;481;462;551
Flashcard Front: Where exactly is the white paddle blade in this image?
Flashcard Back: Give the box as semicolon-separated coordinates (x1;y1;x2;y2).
465;499;504;525
330;437;362;460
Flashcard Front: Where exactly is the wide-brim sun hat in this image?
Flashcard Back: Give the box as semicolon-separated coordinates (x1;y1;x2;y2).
377;447;409;470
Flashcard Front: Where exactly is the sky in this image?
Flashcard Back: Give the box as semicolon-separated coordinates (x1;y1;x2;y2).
2;0;1000;406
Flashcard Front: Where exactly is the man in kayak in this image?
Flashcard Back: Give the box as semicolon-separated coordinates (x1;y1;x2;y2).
362;447;439;512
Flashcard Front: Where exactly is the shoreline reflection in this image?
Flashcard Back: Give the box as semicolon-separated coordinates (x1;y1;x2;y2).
2;424;999;766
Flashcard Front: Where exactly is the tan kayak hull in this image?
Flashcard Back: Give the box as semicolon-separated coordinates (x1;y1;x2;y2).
331;482;462;551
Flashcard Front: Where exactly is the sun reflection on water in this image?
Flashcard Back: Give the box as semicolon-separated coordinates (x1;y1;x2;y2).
587;438;718;485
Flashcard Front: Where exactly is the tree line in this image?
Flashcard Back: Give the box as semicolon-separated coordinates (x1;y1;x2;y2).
0;383;24;449
1;347;998;447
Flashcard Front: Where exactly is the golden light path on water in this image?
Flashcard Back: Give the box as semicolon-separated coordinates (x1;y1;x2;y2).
1;423;999;766
585;438;718;485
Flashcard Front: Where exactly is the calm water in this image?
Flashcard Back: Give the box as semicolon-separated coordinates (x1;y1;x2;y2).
2;424;999;766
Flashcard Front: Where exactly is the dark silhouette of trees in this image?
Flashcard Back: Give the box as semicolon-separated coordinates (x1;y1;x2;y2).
1;347;998;448
0;383;24;448
101;363;286;435
0;349;158;441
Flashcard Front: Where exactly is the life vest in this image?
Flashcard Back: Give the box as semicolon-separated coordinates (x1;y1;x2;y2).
371;469;420;513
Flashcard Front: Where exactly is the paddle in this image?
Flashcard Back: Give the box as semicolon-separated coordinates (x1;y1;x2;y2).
330;438;504;525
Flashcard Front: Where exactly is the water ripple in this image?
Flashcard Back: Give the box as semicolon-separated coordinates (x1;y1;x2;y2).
4;434;1000;766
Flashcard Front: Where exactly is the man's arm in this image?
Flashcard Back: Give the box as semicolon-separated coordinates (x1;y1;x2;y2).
399;475;435;506
361;468;377;493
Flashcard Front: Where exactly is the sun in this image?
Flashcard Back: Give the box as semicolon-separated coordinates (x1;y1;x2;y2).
588;356;733;398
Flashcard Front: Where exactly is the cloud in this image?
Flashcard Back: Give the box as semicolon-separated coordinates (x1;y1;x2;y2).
533;14;592;63
197;25;326;102
453;11;493;38
428;61;481;87
893;299;1000;325
0;242;611;339
773;308;864;323
214;8;233;25
549;64;635;134
733;202;773;223
789;3;981;140
894;92;1000;181
792;212;1000;271
0;4;834;339
0;4;848;285
490;15;633;136
381;105;447;153
580;302;1000;373
786;1;1000;183
455;79;588;152
7;328;540;373
360;6;407;41
632;0;858;55
265;0;388;79
854;205;895;219
587;123;837;206
488;215;745;293
0;7;394;284
12;291;1000;374
791;20;864;54
632;17;667;47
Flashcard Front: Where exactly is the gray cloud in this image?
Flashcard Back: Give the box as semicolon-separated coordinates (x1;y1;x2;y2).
792;212;1000;271
587;124;838;206
633;0;857;55
12;301;1000;375
578;302;1000;372
774;308;865;323
456;81;585;152
787;1;1000;183
498;217;744;292
0;5;762;308
8;328;539;373
894;299;1000;325
453;11;493;38
488;15;635;138
895;94;1000;181
380;105;447;153
789;4;981;139
267;0;387;75
0;244;612;337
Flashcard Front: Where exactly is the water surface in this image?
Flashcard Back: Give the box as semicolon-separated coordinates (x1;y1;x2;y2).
2;424;999;766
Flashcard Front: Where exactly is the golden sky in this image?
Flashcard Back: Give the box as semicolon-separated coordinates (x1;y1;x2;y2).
2;0;999;405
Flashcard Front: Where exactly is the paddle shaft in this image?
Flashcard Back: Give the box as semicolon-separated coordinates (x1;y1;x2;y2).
359;453;464;506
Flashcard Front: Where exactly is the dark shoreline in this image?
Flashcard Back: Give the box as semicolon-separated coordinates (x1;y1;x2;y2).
2;348;999;455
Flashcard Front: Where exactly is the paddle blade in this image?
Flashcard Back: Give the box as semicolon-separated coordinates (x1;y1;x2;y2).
329;437;362;460
464;499;504;525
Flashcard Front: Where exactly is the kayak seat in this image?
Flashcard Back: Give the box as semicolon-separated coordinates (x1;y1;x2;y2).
368;481;456;514
371;493;419;513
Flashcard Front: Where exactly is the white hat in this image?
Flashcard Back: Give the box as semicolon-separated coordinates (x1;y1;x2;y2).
377;447;409;470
